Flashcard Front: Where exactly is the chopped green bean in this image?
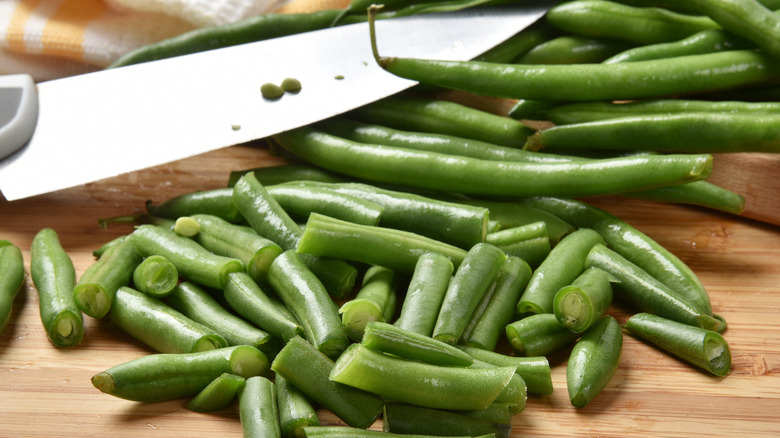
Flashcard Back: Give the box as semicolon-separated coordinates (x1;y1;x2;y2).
361;321;474;367
456;345;553;396
239;376;282;438
393;252;454;336
567;315;623;408
185;372;245;412
339;266;397;341
132;255;179;298
506;313;580;357
147;188;242;223
0;243;25;335
554;267;614;333
382;403;508;438
276;375;320;438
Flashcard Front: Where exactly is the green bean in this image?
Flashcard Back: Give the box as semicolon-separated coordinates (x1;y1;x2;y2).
393;252;454;336
111;286;228;353
603;29;753;64
687;0;780;59
147;188;242;223
470;360;527;413
361;321;474;367
456;345;553;396
585;244;724;332
526;112;780;153
346;94;535;149
131;254;179;298
297;213;467;274
274;126;713;198
232;172;358;298
271;336;384;429
339;266;397;342
276;375;320;438
303;425;496;438
185;372;245;412
567;315;623;408
267;250;349;360
228;164;347;187
91;345;269;402
266;184;384;226
461;256;532;351
222;272;304;343
128;224;242;290
281;180;489;249
484;222;551;268
30;228;84;348
185;214;283;284
517;35;633;64
330;343;516;411
165;282;280;357
517;196;714;316
553;267;614;333
91;235;126;258
516;228;605;316
623;180;746;215
381;403;508;438
475;20;557;63
507;99;559;121
546;0;720;45
505;313;580;357
432;243;507;345
70;236;140;319
0;243;25;335
239;376;282;438
110;10;341;67
616;0;780;12
461;199;575;244
623;312;731;376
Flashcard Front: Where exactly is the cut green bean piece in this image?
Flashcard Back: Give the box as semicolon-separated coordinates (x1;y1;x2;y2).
74;237;142;319
361;321;474;367
382;403;508;438
239;376;282;438
485;222;551;268
147;188;242;222
271;336;384;429
506;313;580;357
433;243;507;345
339;266;397;341
462;199;575;244
623;312;731;376
457;345;553;396
330;343;515;411
567;315;623;408
471;359;527;414
266;184;384;226
554;267;614;333
132;254;179;298
30;228;84;348
393;252;453;336
91;345;270;402
276;375;320;438
304;425;496;438
0;243;25;335
268;250;349;360
185;372;245;412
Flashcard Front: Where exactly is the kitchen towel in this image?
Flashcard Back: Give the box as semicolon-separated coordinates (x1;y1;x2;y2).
0;0;349;81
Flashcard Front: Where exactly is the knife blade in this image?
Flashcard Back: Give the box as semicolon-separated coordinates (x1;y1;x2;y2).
0;1;551;201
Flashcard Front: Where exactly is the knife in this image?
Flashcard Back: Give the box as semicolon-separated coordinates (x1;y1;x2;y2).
0;1;552;201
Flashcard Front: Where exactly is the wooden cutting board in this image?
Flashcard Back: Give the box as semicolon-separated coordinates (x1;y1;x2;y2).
1;142;779;437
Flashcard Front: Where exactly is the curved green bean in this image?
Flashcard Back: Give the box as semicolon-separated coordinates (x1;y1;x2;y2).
603;29;753;64
517;35;633;64
687;0;780;59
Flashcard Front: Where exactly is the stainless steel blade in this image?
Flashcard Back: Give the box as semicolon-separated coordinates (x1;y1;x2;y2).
0;2;550;200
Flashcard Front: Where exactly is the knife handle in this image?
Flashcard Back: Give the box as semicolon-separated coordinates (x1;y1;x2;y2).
0;74;38;160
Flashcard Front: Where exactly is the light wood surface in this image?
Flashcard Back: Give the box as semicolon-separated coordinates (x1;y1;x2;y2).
1;141;779;438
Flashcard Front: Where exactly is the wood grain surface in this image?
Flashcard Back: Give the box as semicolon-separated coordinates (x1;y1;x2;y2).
1;141;779;438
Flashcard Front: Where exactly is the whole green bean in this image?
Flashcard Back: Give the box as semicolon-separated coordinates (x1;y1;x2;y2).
687;0;780;59
381;403;508;438
185;372;245;412
603;29;753;64
361;321;474;367
517;35;633;64
147;188;242;223
393;252;454;336
276;375;320;438
111;286;228;353
91;345;269;402
30;228;84;348
266;183;384;226
623;312;731;376
456;345;553;396
339;266;397;342
0;243;25;335
567;315;623;408
239;376;282;438
274;126;713;198
505;313;580;357
270;336;384;429
132;254;179;298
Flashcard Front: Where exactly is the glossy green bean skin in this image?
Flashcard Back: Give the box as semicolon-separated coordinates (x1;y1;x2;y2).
485;222;551;268
393;252;454;336
330;343;516;411
147;188;242;223
377;50;780;102
527;112;780;153
228;164;347;188
457;345;553;396
30;228;84;348
518;196;714;316
461;257;533;351
624;180;745;215
73;237;142;319
276;375;320;438
517;35;633;64
91;345;269;402
517;228;605;316
274;126;713;198
185;372;245;412
688;0;780;59
362;321;474;367
433;243;508;345
0;243;25;335
585;244;723;332
567;315;623;408
546;0;719;45
340;266;397;342
604;29;753;64
475;20;556;64
304;426;496;438
271;336;384;429
239;376;282;438
623;312;731;376
505;313;580;357
554;267;614;333
111;286;228;353
381;403;508;438
267;251;348;360
346;94;535;149
132;254;179;298
266;184;384;226
462;199;575;244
